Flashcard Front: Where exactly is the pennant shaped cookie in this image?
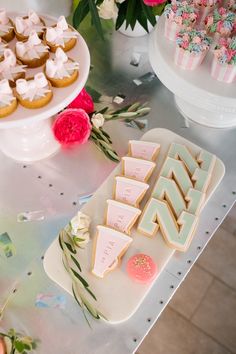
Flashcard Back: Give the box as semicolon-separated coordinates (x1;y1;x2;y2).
128;140;160;161
122;156;155;182
105;199;141;234
114;176;149;207
92;225;132;278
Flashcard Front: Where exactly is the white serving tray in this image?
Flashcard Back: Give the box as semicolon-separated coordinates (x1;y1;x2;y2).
44;128;225;324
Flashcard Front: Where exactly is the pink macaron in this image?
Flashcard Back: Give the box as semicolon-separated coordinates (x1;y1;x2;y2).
126;253;157;284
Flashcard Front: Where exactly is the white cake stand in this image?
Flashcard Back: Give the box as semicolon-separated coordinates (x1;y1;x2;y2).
0;12;90;162
149;15;236;128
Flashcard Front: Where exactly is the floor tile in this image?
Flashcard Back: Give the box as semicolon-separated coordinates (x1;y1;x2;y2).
221;205;236;236
192;279;236;353
137;307;230;354
197;227;236;290
169;265;213;319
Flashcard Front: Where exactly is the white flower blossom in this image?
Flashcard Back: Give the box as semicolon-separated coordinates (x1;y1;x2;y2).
91;113;105;129
98;0;118;20
68;211;91;247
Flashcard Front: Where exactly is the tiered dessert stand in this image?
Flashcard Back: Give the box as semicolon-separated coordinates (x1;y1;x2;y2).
0;12;90;162
149;15;236;128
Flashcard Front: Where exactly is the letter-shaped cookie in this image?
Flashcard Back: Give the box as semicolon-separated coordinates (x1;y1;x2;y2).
138;198;198;252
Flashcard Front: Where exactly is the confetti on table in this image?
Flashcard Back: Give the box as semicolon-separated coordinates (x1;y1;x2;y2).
17;210;45;222
130;52;141;67
124;118;148;130
0;232;15;258
113;95;125;104
78;193;93;206
35;293;66;309
133;72;157;86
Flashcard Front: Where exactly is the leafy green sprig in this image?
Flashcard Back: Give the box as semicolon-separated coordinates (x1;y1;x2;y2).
58;229;105;326
0;329;36;354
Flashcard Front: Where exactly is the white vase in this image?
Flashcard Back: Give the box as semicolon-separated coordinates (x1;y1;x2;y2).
0;0;73;17
118;16;159;37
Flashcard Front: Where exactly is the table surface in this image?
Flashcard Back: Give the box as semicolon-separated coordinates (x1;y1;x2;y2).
0;18;235;354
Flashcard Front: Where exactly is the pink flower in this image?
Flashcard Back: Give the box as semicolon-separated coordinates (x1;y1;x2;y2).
182;41;189;49
53;109;92;146
192;36;201;44
182;13;189;19
68;88;94;114
143;0;166;6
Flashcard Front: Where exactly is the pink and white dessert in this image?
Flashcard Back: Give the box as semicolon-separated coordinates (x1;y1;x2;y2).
175;29;211;70
14;9;45;41
114;176;149;207
45;16;78;52
0;38;7;60
122;156;155;182
0;49;25;86
193;0;221;25
45;47;79;87
106;200;141;234
16;30;49;68
126;254;158;284
211;36;236;83
91;225;132;278
128;140;160;161
0;8;14;42
164;0;198;41
205;8;236;39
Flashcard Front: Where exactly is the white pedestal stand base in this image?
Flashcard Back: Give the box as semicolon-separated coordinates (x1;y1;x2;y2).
0;119;60;162
174;96;236;128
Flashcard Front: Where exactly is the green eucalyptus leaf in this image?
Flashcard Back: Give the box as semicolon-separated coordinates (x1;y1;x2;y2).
73;0;90;28
88;0;104;39
71;268;89;288
64;242;77;255
71;255;82;272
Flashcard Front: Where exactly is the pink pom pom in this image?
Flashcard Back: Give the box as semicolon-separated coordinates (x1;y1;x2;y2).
126;253;157;283
67;88;94;114
143;0;166;6
53;108;92;146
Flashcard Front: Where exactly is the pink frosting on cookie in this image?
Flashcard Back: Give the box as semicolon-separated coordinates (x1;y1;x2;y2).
129;140;160;161
126;253;157;283
114;176;149;206
122;156;155;182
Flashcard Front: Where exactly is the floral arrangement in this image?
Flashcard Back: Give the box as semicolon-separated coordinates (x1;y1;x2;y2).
193;0;220;7
205;7;236;36
53;88;150;162
176;29;211;52
227;0;236;13
58;211;105;325
73;0;168;38
213;36;236;65
164;0;198;26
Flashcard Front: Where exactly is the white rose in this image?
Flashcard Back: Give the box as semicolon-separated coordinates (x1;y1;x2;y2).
69;212;91;246
91;113;105;129
98;0;118;20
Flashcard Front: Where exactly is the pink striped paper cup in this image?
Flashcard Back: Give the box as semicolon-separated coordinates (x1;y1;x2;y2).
164;19;180;41
211;57;236;83
174;46;207;70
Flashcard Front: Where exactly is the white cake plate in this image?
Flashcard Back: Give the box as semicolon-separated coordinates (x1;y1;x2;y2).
149;15;236;128
0;12;90;162
44;128;225;324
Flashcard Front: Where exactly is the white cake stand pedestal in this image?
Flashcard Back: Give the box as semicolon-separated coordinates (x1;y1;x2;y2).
0;12;90;162
149;15;236;128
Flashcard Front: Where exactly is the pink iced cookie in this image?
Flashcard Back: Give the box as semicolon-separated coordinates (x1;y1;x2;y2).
126;253;157;284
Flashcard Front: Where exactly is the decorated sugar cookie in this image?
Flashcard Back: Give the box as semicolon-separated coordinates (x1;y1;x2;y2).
14;9;45;41
114;176;149;207
45;16;78;53
122;156;155;182
138;198;198;252
16;31;49;68
105;199;141;235
16;73;53;109
45;48;79;87
126;254;157;284
91;225;132;278
128;140;160;161
0;8;14;42
168;143;216;193
0;49;26;87
0;79;17;118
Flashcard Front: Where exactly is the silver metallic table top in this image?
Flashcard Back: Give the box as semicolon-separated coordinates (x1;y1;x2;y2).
0;21;235;354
